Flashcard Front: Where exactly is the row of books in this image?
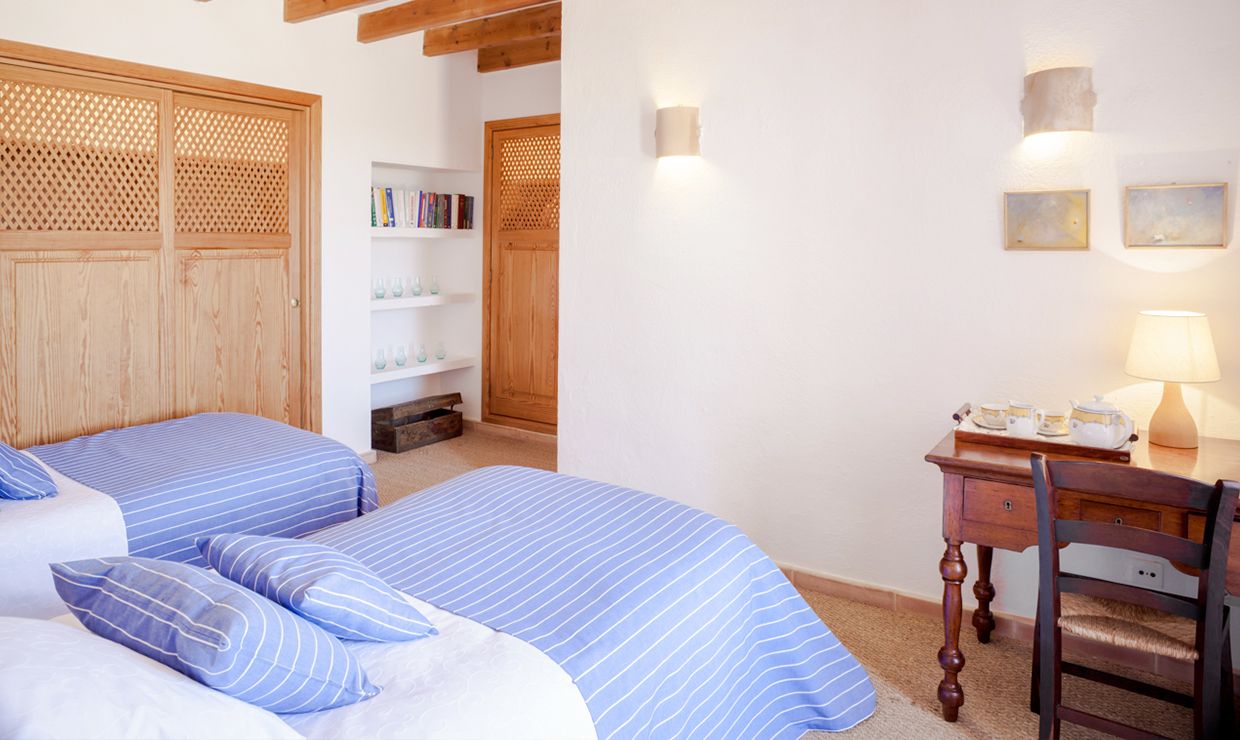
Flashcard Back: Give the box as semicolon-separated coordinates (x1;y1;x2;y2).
371;186;476;230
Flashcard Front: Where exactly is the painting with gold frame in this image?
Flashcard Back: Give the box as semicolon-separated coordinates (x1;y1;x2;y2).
1003;189;1089;250
1124;183;1228;249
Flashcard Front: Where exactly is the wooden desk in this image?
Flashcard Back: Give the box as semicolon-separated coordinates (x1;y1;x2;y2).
924;431;1240;722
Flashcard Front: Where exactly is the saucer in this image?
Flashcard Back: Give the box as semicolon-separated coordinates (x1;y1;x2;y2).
1037;427;1069;437
971;416;1007;431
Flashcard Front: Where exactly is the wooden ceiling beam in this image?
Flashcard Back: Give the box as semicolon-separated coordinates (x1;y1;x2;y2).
477;35;560;73
284;0;383;23
358;0;552;43
424;3;560;56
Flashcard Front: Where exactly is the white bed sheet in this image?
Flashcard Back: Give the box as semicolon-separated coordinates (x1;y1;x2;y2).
282;594;597;740
0;453;127;618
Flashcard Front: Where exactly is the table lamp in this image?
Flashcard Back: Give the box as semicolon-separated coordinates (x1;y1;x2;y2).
1124;310;1221;449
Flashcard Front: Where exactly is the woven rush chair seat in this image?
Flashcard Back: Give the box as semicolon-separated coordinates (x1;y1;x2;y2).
1059;592;1198;662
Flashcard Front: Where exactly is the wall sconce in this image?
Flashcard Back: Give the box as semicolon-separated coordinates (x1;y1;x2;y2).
1021;67;1095;136
655;106;701;157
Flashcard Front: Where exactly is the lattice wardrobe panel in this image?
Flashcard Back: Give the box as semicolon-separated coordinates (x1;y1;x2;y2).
174;103;289;234
498;133;560;232
0;73;160;232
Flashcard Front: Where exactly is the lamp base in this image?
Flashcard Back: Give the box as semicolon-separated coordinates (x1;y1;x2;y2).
1148;381;1198;449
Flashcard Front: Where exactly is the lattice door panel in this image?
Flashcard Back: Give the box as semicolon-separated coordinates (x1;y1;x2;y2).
497;131;560;232
174;98;291;235
0;65;160;234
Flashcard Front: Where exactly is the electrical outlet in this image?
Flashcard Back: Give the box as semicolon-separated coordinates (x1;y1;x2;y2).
1128;558;1164;589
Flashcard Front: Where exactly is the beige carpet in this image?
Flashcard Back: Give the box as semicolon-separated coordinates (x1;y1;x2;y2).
370;423;555;506
370;429;1198;738
799;590;1193;738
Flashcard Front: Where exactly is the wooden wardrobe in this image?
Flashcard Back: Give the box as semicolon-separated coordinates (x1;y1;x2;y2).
0;42;321;448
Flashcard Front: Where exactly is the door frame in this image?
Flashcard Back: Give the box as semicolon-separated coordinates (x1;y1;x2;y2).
0;39;323;433
481;113;561;435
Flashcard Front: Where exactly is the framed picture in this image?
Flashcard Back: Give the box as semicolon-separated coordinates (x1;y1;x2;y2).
1003;189;1089;250
1124;183;1228;248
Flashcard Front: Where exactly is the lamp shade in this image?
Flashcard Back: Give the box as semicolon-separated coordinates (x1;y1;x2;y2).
655;106;700;157
1021;67;1095;136
1124;310;1221;383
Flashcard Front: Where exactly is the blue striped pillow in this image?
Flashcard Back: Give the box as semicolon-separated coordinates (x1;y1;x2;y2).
0;443;56;500
198;534;437;643
50;557;379;713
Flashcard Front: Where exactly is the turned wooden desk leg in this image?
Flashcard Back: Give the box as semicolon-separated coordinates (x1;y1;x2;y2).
938;538;967;722
972;545;996;644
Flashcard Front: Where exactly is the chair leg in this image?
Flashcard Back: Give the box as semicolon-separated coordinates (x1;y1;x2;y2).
1030;611;1041;713
1222;608;1235;736
1197;610;1225;739
1038;622;1061;739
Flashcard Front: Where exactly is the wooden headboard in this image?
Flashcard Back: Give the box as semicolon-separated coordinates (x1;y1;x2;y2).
0;40;322;447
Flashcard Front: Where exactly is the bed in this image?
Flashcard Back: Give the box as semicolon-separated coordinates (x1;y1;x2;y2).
1;412;378;618
1;465;875;739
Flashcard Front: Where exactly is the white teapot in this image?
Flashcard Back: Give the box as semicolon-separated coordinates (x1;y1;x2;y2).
1069;395;1134;449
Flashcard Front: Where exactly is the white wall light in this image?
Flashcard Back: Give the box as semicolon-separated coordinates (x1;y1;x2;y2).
655;106;701;157
1021;67;1095;136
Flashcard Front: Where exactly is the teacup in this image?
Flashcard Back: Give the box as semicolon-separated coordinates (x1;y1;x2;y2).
1006;401;1039;438
975;403;1007;429
1038;411;1068;436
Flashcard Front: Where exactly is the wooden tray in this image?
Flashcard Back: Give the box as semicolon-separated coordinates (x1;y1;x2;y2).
951;403;1134;463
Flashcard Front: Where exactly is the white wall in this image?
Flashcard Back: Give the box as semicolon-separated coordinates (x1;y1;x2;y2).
2;0;556;454
560;0;1240;620
482;61;561;123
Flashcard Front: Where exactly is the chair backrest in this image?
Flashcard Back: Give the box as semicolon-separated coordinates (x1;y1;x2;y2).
1030;453;1239;625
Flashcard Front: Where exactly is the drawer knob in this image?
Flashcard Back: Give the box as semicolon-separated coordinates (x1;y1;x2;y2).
1114;516;1124;525
1003;500;1013;512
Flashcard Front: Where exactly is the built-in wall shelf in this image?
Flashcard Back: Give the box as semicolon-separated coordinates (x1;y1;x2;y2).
369;356;477;384
371;227;475;239
369;159;482;419
370;293;475;311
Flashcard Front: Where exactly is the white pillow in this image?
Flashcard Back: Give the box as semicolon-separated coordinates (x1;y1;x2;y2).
0;616;303;740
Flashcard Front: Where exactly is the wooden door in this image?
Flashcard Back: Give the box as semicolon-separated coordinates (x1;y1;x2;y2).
484;115;560;433
0;44;320;447
0;64;169;446
172;95;301;425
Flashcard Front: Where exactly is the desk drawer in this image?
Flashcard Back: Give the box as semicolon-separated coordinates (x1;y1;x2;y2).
1187;514;1240;594
1080;500;1161;531
962;479;1036;531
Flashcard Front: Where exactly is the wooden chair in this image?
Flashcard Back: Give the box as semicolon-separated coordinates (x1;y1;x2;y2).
1028;452;1238;739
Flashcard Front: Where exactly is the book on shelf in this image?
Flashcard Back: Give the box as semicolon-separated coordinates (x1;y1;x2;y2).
370;185;476;230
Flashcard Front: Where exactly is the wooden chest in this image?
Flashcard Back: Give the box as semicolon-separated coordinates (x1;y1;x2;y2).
371;393;463;453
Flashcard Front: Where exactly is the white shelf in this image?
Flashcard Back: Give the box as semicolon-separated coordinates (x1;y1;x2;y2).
370;293;475;311
371;227;475;239
369;356;477;384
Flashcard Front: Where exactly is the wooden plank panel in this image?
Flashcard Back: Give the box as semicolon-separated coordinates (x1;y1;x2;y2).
478;35;561;72
175;250;293;425
423;3;560;56
174;233;292;250
491;241;557;424
358;0;550;43
0;232;162;251
0;252;164;447
284;0;383;22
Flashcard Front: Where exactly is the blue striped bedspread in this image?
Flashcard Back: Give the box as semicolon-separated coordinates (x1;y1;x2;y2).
309;466;876;738
30;413;378;565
